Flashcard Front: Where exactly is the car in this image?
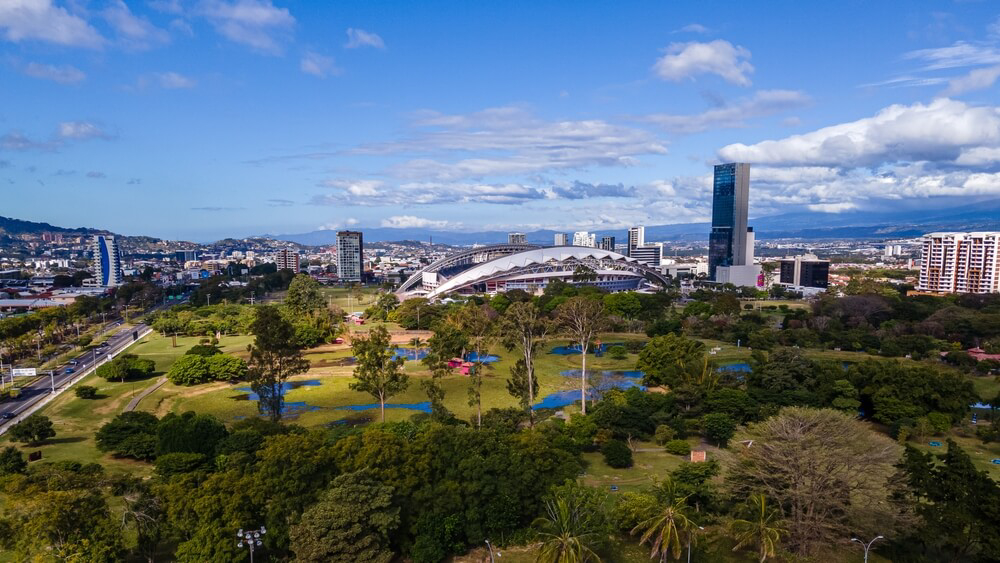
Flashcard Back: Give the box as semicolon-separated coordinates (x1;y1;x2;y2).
95;348;105;354
1;413;14;420
68;359;79;365
99;341;110;348
64;368;74;375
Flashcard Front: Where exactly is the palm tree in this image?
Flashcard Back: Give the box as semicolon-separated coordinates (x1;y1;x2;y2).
632;495;692;562
408;337;424;348
728;493;787;562
533;497;603;563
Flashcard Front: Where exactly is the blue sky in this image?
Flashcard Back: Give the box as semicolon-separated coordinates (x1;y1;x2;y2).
3;1;1000;241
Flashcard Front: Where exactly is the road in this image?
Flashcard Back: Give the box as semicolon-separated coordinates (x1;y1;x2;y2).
0;320;152;426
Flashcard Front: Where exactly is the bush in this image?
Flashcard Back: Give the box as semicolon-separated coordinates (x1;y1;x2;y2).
186;344;221;357
0;446;27;475
75;385;98;399
95;411;160;460
927;412;952;435
664;439;691;456
166;355;211;385
654;424;675;445
601;439;633;468
155;452;209;478
607;345;627;361
702;412;737;447
8;414;55;445
206;354;247;381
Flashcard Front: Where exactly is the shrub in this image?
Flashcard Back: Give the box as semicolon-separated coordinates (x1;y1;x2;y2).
601;439;633;468
166;355;211;385
607;345;627;361
664;439;691;456
186;344;221;357
155;452;209;478
0;446;27;475
654;424;675;445
702;412;737;447
95;411;160;460
8;414;55;446
75;385;98;399
927;412;952;435
206;354;247;381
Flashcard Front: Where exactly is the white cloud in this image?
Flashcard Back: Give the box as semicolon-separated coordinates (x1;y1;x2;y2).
904;41;1000;71
652;40;753;86
318;218;359;230
22;62;85;83
300;51;340;77
718;98;1000;168
641;90;810;133
807;202;858;213
314;180;548;206
943;64;1000;95
380;215;458;229
345;27;384;49
57;121;113;140
200;0;294;53
677;23;709;34
0;0;105;48
103;0;170;49
321;179;383;197
1;120;114;151
139;71;196;89
955;146;1000;166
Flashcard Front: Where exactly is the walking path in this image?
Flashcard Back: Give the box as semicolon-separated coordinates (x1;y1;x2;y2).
124;376;167;412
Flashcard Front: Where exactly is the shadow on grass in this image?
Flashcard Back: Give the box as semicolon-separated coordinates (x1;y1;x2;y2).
42;436;88;445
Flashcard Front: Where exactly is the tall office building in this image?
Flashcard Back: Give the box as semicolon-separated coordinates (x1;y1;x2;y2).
554;233;569;246
174;250;199;264
600;236;616;251
779;254;829;288
337;230;364;282
508;232;526;245
918;232;1000;294
709;163;751;280
572;231;596;247
627;226;645;257
92;235;123;287
630;243;662;267
275;249;300;272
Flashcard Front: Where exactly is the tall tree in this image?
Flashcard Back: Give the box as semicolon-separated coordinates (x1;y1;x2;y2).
502;301;549;425
556;296;606;415
285;274;324;316
631;495;693;562
246;305;311;422
728;494;787;562
506;358;538;418
451;304;499;428
350;325;409;423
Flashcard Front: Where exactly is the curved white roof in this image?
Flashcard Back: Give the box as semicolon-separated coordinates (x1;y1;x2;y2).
425;246;665;298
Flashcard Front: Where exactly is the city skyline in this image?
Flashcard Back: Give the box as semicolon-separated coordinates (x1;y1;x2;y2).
3;2;1000;241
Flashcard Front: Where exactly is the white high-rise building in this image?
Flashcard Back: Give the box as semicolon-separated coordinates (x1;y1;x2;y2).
337;230;364;282
627;226;645;257
554;233;569;246
572;231;596;247
630;243;661;267
918;232;1000;294
92;235;123;287
508;232;526;245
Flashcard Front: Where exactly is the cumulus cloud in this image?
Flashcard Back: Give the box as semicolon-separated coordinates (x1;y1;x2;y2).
345;27;384;49
380;215;457;229
652;40;753;86
200;0;294;53
641;90;810;133
103;0;170;49
718;98;1000;168
0;0;105;48
807;202;858;213
550;181;637;199
58;121;113;140
314;180;549;206
317;218;359;230
300;51;340;77
22;62;85;83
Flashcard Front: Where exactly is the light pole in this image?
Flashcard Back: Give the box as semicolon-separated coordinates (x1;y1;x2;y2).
484;539;500;562
687;526;704;563
237;526;266;562
851;535;884;563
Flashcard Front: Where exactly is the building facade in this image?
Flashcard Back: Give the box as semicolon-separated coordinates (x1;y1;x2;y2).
572;231;596;247
337;230;364;282
630;243;662;267
92;235;123;287
627;226;645;257
778;254;830;288
709;163;751;280
918;232;1000;294
275;249;300;272
174;250;199;264
554;233;569;246
508;232;526;245
600;236;616;251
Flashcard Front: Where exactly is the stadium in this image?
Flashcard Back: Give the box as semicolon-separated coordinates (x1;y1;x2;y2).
397;246;669;300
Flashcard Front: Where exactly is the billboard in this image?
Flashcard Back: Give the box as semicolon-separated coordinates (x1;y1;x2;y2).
11;368;37;377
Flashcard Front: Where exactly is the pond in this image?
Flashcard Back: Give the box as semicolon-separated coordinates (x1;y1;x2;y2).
549;342;625;355
230;380;324;418
334;402;432;413
390;348;501;363
534;370;646;410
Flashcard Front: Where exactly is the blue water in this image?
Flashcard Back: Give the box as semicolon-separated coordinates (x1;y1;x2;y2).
549;342;625;355
971;402;994;409
559;369;645;378
391;348;429;361
718;363;752;372
465;352;500;363
335;402;432;413
534;371;646;410
233;380;322;401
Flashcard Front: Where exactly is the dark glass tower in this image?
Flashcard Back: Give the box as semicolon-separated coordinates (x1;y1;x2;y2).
708;163;750;280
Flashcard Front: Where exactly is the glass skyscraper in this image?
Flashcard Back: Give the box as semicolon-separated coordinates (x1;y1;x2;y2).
708;163;750;280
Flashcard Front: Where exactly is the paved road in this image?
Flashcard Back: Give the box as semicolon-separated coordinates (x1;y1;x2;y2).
0;320;152;426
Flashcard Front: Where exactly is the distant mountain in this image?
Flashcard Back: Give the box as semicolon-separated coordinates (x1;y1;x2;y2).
0;215;104;236
269;198;1000;246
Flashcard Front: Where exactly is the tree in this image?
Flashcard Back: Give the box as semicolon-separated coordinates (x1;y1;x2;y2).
206;353;248;381
636;334;708;389
95;353;155;383
701;413;737;447
75;385;98;399
728;494;787;562
0;446;26;475
533;497;605;563
289;471;400;563
95;411;159;460
604;292;642;320
556;296;606;415
8;414;55;445
350;325;408;423
727;407;899;556
451;304;499;427
246;305;311;422
502;301;549;425
156;411;229;457
185;344;221;356
285;274;324;316
601;439;633;468
829;379;861;412
506;358;538;417
166;354;211;385
632;495;693;562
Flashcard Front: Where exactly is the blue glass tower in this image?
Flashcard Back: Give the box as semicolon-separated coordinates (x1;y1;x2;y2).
708;163;750;280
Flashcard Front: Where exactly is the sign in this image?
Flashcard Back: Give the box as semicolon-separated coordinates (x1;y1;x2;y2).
11;368;36;377
690;450;707;463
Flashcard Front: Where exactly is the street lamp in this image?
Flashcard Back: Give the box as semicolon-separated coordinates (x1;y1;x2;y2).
484;539;501;562
687;526;704;563
851;535;884;563
237;526;266;562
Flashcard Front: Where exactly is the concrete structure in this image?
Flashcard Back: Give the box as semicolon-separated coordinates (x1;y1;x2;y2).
337;231;364;282
572;231;597;248
553;233;569;246
91;235;123;287
918;232;1000;294
630;243;662;268
275;249;300;272
600;236;616;251
408;247;668;300
627;226;645;257
779;254;830;288
715;264;761;288
709;163;751;280
397;243;538;296
508;232;527;245
174;250;199;263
